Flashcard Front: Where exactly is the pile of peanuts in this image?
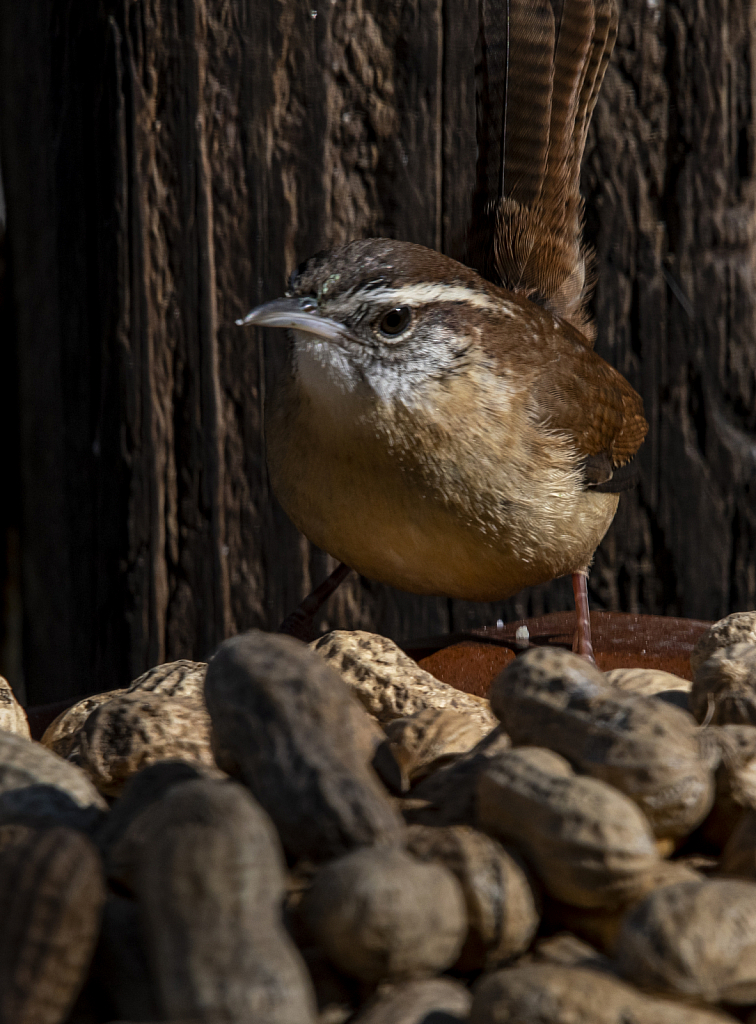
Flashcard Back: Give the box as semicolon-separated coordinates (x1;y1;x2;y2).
1;610;756;1024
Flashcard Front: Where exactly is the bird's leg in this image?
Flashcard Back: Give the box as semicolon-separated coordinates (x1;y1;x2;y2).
277;562;352;642
571;569;596;664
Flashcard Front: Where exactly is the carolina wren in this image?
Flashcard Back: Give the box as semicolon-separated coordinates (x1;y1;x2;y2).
239;0;647;659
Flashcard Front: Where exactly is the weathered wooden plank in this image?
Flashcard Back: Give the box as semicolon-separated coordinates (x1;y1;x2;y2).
585;0;756;619
240;0;451;640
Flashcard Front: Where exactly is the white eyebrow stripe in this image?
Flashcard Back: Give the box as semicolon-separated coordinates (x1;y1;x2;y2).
364;283;516;315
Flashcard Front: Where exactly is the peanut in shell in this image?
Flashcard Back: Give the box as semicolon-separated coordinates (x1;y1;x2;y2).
616;878;756;1004
691;612;756;676
470;962;739;1024
0;824;106;1024
691;642;756;726
130;777;318;1023
0;675;30;738
490;646;715;839
406;823;540;969
476;747;660;909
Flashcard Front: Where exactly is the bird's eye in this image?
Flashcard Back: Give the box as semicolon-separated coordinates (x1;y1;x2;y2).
378;307;411;338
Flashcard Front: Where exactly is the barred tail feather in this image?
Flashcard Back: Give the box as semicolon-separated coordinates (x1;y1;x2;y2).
469;0;618;344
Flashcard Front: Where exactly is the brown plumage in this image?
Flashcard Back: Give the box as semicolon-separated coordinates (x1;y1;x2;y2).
237;0;647;658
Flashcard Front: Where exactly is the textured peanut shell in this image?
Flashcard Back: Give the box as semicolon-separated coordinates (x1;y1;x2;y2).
0;824;106;1024
691;643;756;726
470;963;738;1024
97;759;224;868
490;646;715;838
206;631;404;862
382;707;490;792
403;728;511;827
0;675;30;738
691;612;756;676
131;778;317;1023
0;732;106;824
71;691;216;797
126;658;207;697
406;823;540;969
547;859;702;955
41;661;206;765
311;630;497;732
105;767;263;896
476;747;659;909
299;845;467;984
524;932;612;971
605;667;691;709
41;689;124;759
616;878;756;1003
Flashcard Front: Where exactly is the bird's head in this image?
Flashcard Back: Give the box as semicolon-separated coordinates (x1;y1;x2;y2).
237;238;517;404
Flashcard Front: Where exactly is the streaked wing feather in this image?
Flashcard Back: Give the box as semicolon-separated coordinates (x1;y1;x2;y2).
480;303;648;467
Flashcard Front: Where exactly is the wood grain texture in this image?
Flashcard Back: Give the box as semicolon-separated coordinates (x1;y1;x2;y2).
0;0;755;702
584;0;756;621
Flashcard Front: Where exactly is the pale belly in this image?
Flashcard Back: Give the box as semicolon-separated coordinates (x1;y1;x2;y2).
266;375;619;602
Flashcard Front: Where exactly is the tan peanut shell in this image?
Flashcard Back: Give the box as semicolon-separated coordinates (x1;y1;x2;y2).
206;631;404;862
126;658;207;697
382;707;490;792
103;766;259;895
406;823;540;969
299;845;467;984
476;747;660;909
546;859;702;955
0;675;30;738
490;646;715;838
70;691;216;797
97;759;225;867
41;689;125;759
470;963;739;1024
403;728;511;827
130;778;318;1023
0;731;106;821
524;932;612;971
311;630;497;732
616;878;756;1003
691;642;756;725
691;612;756;676
605;667;691;710
0;824;106;1024
41;661;206;767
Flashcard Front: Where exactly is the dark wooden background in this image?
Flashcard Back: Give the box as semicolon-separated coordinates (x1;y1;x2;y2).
1;0;754;705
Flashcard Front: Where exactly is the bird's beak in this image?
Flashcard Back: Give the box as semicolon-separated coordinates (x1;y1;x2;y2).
235;297;347;343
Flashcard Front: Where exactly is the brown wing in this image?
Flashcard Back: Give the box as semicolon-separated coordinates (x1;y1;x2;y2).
480;299;648;469
535;348;648;466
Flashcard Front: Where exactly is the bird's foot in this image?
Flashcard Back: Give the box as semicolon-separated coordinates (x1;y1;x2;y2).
277;562;352;643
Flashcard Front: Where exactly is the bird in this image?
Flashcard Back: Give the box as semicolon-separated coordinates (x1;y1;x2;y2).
237;0;647;661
